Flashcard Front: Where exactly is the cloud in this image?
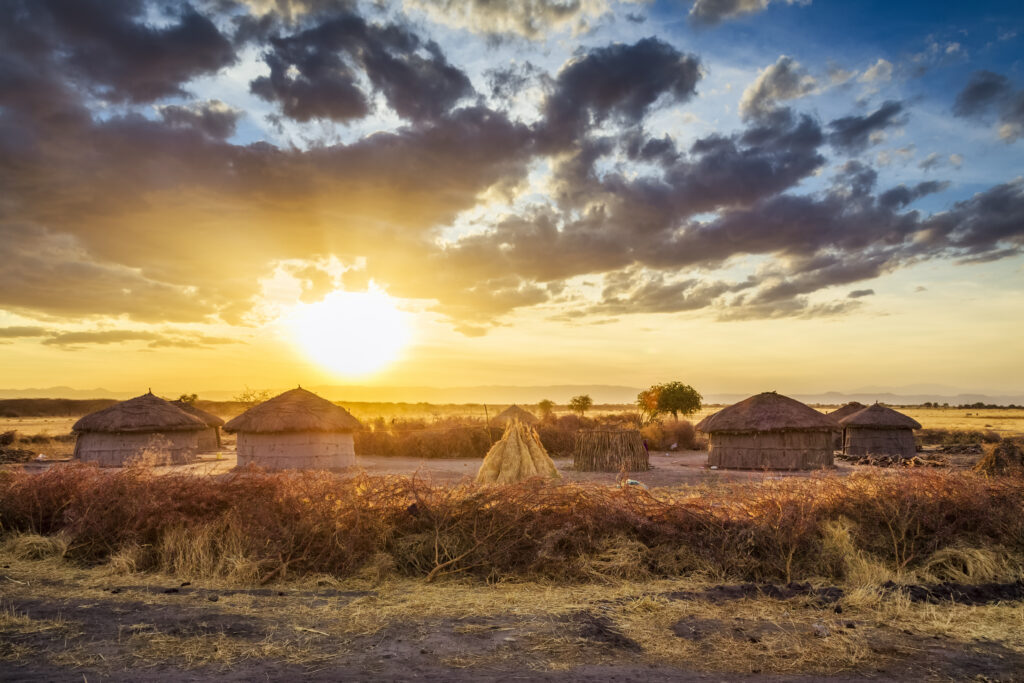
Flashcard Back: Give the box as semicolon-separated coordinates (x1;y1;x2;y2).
158;100;243;139
403;0;617;40
739;56;818;121
541;38;702;148
688;0;810;26
41;329;241;349
0;326;48;338
5;0;236;103
858;58;893;84
250;11;473;123
827;100;907;153
953;70;1024;143
847;288;874;298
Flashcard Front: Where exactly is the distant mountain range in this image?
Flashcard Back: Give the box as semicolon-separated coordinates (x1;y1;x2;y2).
1;385;1022;406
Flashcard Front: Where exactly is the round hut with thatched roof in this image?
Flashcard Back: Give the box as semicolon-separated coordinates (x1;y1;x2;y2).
224;387;361;470
696;392;839;470
73;392;207;466
492;404;540;427
827;401;866;449
170;400;224;451
839;403;921;460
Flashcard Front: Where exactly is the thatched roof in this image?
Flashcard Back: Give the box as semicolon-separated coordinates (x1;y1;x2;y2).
170;400;225;427
224;388;361;434
696;392;839;434
73;393;207;434
493;404;539;426
827;402;867;422
839;403;921;430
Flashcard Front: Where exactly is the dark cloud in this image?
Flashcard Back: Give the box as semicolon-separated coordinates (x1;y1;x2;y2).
827;101;907;153
250;12;473;123
848;288;875;298
878;180;949;210
4;0;235;103
158;100;242;139
541;38;702;147
41;329;240;349
953;70;1024;142
739;55;817;121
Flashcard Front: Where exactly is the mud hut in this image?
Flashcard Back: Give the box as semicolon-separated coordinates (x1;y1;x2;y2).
839;403;921;460
72;392;206;466
573;429;649;472
476;419;560;484
827;402;866;449
492;404;540;427
696;392;838;470
224;387;361;470
170;400;224;451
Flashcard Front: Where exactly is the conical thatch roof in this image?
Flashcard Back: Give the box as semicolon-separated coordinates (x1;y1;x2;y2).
839;403;921;430
170;400;225;427
827;402;867;422
73;393;207;433
476;420;560;484
224;388;361;434
493;404;539;426
696;392;839;433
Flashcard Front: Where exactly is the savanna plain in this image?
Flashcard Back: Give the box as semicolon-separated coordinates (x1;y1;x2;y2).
1;402;1024;681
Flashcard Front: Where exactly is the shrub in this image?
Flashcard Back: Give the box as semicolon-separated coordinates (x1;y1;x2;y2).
640;420;699;451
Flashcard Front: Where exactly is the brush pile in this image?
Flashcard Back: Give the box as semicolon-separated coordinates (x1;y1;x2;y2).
974;439;1024;475
573;429;650;472
837;453;946;468
475;419;560;484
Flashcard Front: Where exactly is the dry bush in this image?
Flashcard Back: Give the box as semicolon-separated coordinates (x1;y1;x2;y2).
916;428;1002;446
0;465;1022;586
640;420;699;451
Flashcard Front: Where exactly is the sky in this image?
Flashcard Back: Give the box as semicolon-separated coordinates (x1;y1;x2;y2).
0;0;1023;398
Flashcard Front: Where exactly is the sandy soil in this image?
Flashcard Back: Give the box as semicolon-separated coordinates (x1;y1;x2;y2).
13;449;862;485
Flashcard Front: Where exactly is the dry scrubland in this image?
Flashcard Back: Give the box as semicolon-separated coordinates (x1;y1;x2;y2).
1;466;1024;679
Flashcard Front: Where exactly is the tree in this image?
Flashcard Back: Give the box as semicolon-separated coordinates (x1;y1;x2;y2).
537;399;556;420
636;387;661;425
234;386;273;406
178;393;198;405
655;381;702;420
569;394;593;417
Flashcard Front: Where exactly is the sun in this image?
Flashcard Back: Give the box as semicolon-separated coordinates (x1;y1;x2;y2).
288;288;412;376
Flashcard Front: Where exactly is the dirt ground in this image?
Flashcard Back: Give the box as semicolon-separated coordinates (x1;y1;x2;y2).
2;553;1022;682
11;450;864;485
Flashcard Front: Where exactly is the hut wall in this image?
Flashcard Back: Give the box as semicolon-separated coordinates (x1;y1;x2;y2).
707;431;833;470
236;432;355;470
844;428;917;459
74;431;199;467
196;427;220;452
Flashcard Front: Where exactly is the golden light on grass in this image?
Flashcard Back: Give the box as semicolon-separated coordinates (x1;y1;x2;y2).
288;287;411;376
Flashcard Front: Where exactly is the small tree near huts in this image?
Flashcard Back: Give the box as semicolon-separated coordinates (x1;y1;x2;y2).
655;382;702;420
537;399;556;420
569;394;593;417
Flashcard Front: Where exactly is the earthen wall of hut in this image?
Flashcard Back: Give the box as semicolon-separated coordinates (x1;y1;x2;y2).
235;431;355;470
844;428;917;459
196;427;220;452
707;430;833;470
73;431;199;467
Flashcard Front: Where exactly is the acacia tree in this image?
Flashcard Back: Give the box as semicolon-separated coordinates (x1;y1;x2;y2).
636;387;661;425
177;393;198;405
569;394;593;417
655;382;702;420
537;399;556;420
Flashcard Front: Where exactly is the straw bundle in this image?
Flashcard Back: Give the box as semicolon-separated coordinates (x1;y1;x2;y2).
475;420;560;484
974;439;1024;475
573;429;649;472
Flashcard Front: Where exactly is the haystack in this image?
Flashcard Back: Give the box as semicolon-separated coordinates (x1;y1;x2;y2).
170;400;224;451
827;401;866;449
974;439;1024;475
224;387;361;470
696;392;838;470
573;429;649;472
476;419;559;484
492;404;540;427
839;403;921;460
72;392;206;466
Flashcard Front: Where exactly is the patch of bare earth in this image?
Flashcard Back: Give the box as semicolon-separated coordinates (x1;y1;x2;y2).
1;553;1022;682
